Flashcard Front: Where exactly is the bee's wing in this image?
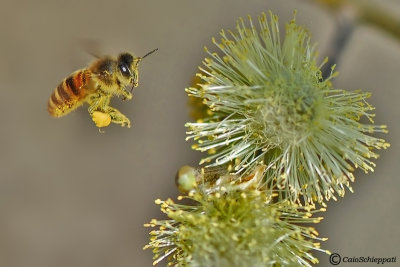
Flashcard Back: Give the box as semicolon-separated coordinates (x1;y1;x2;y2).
81;38;103;59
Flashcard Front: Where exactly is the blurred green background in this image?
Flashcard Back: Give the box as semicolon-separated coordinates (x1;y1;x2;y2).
0;0;398;266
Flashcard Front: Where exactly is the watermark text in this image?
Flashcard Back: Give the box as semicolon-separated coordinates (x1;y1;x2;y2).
329;253;397;265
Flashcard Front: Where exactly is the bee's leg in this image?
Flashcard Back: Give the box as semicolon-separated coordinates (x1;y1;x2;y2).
87;94;130;128
87;93;104;114
95;95;131;127
87;94;114;127
87;99;100;115
104;106;131;128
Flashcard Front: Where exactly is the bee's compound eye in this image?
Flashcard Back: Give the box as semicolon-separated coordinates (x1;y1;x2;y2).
119;64;130;76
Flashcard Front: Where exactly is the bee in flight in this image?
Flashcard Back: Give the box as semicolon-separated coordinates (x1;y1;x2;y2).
47;48;158;128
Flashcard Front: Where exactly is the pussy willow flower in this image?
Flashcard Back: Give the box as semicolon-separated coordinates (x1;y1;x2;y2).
185;11;389;204
144;190;328;266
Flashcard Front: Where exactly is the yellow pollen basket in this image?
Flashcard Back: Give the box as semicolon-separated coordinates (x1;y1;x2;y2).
91;111;112;128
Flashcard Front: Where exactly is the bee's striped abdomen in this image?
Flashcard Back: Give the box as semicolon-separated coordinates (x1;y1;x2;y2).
48;70;91;117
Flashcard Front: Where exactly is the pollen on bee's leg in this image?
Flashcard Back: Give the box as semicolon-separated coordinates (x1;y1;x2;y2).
91;111;111;128
103;106;131;128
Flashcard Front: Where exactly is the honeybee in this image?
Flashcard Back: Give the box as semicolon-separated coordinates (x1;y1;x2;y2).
47;48;158;128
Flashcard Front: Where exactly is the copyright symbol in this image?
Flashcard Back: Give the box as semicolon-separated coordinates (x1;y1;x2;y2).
329;253;341;265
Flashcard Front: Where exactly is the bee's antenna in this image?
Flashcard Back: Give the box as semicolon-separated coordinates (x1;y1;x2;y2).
141;48;158;59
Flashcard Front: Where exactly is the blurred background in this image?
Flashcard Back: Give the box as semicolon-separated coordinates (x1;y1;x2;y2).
0;0;398;266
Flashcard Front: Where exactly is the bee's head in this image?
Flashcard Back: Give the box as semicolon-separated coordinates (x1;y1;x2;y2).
117;48;158;89
117;52;140;87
